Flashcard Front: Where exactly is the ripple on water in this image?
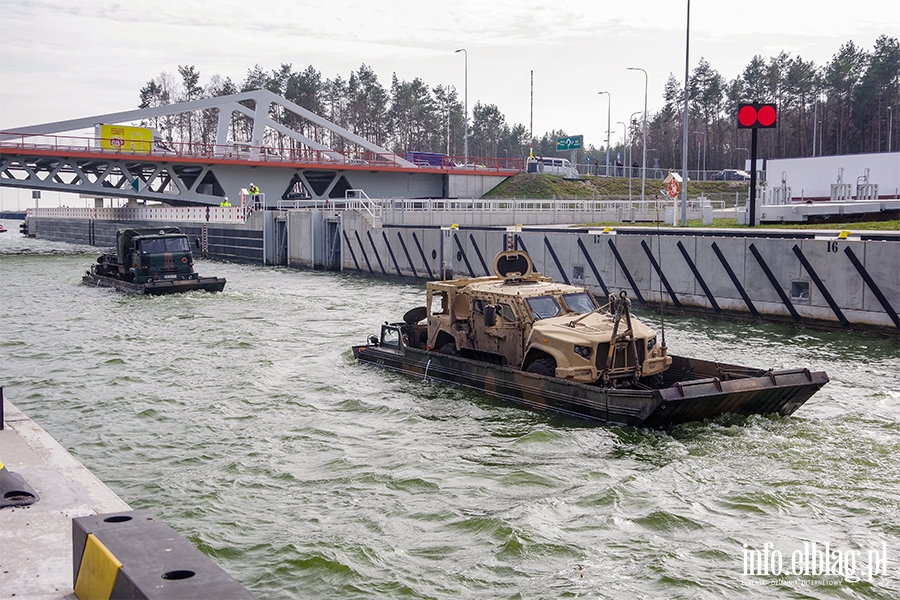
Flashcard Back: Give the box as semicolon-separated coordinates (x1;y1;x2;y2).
1;241;898;599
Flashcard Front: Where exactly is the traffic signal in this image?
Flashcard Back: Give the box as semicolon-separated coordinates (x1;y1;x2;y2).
738;103;777;128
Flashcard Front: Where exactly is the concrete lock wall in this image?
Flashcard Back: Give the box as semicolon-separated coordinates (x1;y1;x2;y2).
337;217;900;332
23;211;900;332
25;215;265;263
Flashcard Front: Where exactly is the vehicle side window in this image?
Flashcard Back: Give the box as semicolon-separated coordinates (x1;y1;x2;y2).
381;328;400;348
432;292;449;315
500;303;516;322
473;299;484;315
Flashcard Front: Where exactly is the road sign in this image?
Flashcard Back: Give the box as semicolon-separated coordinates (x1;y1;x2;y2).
556;135;583;151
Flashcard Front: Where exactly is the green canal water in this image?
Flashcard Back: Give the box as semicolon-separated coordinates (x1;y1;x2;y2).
2;228;899;599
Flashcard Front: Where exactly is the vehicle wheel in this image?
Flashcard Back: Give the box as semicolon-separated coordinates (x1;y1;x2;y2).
438;342;460;356
526;357;556;377
641;373;666;389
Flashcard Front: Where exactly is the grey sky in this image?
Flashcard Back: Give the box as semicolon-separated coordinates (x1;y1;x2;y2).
0;0;896;151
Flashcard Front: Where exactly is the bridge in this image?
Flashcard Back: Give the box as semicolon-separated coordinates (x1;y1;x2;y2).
0;89;512;207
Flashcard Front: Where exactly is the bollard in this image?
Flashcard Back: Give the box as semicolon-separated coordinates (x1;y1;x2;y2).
72;510;256;599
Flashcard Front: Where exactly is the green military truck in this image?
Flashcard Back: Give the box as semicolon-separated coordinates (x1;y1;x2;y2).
83;227;226;295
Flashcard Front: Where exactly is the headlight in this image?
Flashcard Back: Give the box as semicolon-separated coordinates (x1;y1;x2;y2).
574;345;593;359
647;337;657;351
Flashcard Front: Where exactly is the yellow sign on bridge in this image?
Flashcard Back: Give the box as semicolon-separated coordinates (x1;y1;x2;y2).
95;124;152;154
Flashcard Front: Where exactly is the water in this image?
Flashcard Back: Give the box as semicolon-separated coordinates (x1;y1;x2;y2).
2;227;899;599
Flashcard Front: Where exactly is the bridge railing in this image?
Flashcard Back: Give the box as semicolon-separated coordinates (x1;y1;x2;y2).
1;131;522;173
26;206;248;222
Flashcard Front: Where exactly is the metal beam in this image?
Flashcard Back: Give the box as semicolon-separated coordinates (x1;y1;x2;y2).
1;89;415;167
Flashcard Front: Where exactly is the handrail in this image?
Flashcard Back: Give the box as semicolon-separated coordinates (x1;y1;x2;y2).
0;131;521;173
25;205;248;223
345;189;382;218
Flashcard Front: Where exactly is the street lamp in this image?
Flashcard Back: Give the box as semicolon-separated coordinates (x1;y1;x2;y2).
616;121;626;177
680;0;691;226
627;67;649;211
694;130;706;179
628;110;642;221
598;91;611;176
455;48;468;166
889;106;893;152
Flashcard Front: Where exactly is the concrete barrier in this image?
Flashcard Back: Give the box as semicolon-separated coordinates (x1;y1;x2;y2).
73;510;256;599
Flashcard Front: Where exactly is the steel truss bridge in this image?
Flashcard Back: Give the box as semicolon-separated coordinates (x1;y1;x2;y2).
1;89;513;207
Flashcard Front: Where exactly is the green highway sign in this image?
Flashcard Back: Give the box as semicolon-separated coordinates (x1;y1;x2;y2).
556;135;583;151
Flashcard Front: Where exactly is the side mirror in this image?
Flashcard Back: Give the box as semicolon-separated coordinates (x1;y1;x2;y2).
484;305;497;327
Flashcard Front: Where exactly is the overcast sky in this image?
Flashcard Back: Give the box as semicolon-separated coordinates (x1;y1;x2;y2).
0;0;896;151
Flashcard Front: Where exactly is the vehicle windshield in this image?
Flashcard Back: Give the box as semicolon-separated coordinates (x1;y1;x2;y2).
140;236;190;254
562;292;598;314
164;237;190;252
526;295;561;320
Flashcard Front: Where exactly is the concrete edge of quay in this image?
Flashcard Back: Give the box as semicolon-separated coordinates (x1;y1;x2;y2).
0;394;258;600
0;397;131;599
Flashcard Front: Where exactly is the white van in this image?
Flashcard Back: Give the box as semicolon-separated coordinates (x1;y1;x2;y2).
526;156;574;175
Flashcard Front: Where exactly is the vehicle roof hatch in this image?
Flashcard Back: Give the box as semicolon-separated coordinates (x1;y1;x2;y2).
493;250;534;280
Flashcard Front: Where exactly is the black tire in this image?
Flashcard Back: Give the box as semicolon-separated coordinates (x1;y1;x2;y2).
438;342;460;356
641;373;666;389
526;357;556;377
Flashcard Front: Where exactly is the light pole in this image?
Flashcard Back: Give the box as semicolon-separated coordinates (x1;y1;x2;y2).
598;91;611;176
694;130;706;179
616;121;626;177
812;95;819;157
680;0;691;226
455;48;468;166
889;106;893;152
628;67;649;210
628;110;641;220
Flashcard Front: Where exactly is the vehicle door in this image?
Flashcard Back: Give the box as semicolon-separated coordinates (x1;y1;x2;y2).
494;301;524;366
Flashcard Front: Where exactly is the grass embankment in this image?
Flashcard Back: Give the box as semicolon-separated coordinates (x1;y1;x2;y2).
483;173;899;231
483;172;749;204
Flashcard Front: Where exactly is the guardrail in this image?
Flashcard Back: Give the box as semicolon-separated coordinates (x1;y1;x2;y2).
344;197;725;213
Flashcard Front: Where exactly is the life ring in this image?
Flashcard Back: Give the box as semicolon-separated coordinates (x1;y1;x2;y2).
667;178;680;198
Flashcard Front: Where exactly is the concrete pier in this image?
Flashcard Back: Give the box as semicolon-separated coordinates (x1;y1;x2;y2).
0;399;130;600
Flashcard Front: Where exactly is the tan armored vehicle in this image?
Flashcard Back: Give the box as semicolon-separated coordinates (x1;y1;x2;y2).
424;250;671;387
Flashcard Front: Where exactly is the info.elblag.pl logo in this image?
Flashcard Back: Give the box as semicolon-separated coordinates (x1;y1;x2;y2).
742;541;890;584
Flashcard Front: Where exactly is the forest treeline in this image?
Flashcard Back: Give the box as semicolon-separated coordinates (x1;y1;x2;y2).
138;35;899;171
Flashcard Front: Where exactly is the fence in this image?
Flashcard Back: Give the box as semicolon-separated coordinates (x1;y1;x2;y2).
26;206;248;222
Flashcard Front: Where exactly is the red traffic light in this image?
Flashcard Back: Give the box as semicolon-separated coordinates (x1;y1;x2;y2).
738;103;777;128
